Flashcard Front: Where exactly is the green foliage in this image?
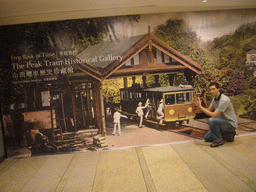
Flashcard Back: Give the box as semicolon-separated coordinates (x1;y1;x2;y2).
248;77;256;89
193;73;212;101
220;68;248;96
208;22;256;74
153;19;210;69
230;95;247;116
173;73;188;86
238;89;256;120
102;78;123;103
159;74;170;87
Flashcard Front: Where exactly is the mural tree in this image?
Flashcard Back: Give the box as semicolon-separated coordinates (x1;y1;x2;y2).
153;19;210;69
209;22;256;76
220;68;248;96
239;89;256;120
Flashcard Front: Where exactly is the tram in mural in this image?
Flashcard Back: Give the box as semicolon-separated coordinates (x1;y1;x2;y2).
120;84;208;126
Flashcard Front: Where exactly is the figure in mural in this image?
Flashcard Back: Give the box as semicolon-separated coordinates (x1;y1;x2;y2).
10;103;25;146
112;107;128;136
30;133;58;156
157;99;165;124
25;122;40;146
195;82;237;147
135;102;148;128
144;98;152;119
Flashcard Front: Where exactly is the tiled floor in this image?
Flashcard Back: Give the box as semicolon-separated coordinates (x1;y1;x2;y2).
0;133;256;192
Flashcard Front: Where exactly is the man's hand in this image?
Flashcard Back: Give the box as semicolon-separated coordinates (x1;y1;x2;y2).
194;96;202;108
194;96;221;118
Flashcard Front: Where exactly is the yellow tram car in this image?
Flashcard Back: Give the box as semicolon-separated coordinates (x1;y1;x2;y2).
120;85;206;125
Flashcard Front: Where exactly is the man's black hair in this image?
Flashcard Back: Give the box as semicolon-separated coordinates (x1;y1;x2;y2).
209;82;220;89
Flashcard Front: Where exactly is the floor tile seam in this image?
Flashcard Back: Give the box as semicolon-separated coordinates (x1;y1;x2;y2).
169;144;209;191
199;145;256;191
91;151;102;192
54;153;78;192
236;133;256;138
226;133;256;163
0;159;19;176
229;144;256;164
20;156;51;192
135;147;157;192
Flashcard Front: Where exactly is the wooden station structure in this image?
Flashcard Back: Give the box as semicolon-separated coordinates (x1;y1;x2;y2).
76;32;202;135
3;32;202;143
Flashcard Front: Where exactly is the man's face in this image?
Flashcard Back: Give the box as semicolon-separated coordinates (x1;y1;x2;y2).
209;85;220;98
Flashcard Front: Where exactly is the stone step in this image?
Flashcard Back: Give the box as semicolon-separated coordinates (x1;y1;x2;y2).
93;134;108;148
61;129;98;140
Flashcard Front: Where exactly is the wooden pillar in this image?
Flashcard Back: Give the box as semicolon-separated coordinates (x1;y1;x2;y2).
86;89;93;125
123;77;128;89
60;93;67;133
79;91;86;128
184;69;195;86
71;93;77;132
142;76;147;88
168;74;175;86
154;75;160;87
132;76;136;86
100;84;106;133
92;80;105;134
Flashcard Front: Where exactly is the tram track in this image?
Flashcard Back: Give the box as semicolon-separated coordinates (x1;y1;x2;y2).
119;109;208;139
144;119;208;139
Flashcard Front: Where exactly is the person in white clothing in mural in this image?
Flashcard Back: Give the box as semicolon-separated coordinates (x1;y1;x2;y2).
112;107;128;136
157;99;164;124
144;98;151;119
135;102;148;128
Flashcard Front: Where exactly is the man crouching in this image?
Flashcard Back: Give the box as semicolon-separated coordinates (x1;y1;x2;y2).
195;82;237;147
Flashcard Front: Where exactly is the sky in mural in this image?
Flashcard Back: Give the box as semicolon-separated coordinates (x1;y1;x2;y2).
113;9;256;42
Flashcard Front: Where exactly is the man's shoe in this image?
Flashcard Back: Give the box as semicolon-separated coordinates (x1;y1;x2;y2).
210;140;224;147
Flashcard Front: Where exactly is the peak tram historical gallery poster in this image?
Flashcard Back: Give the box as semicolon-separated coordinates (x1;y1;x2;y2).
1;9;256;158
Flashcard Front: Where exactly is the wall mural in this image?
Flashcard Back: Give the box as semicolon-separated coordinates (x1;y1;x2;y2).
0;8;256;158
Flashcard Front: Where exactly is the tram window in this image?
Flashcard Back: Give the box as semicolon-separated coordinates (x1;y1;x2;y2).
186;92;193;102
130;92;138;99
135;92;141;99
121;91;129;100
134;92;138;99
121;91;124;100
130;92;133;99
165;94;175;105
176;93;185;104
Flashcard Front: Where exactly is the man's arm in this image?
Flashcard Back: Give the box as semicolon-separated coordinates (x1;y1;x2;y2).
195;97;221;118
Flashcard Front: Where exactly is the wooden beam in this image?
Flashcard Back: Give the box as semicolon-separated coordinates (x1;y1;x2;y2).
78;67;103;81
168;74;175;86
142;76;147;88
132;76;136;85
112;64;186;76
152;41;202;74
123;77;128;89
102;36;150;79
155;75;160;87
151;35;202;70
